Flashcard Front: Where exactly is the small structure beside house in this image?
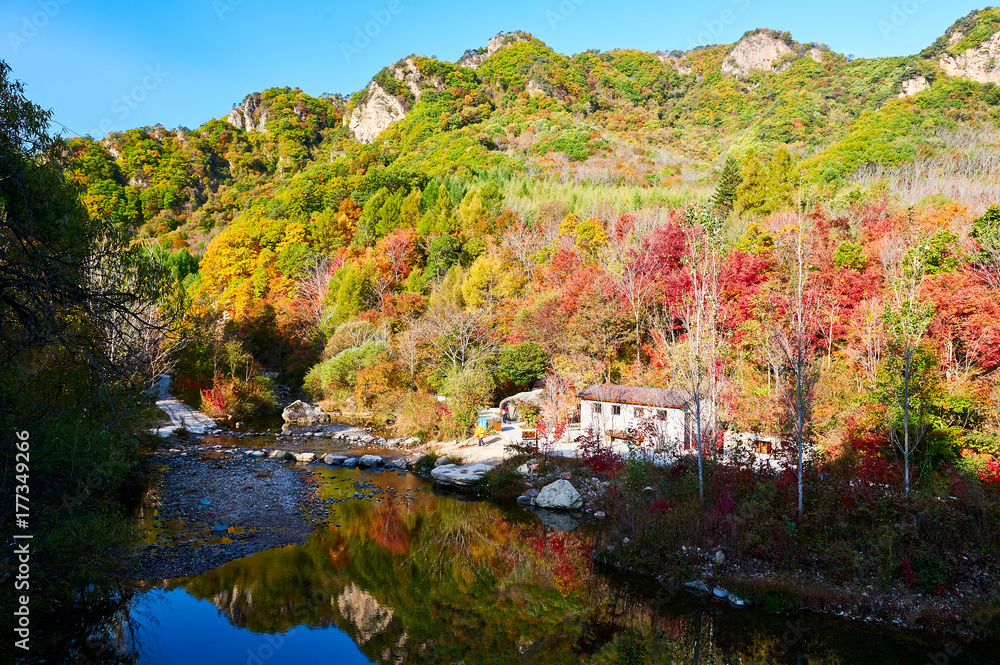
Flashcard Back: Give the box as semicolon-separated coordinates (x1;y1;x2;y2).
578;384;711;450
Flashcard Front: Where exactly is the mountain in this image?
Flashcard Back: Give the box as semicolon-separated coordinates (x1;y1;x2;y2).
62;8;1000;256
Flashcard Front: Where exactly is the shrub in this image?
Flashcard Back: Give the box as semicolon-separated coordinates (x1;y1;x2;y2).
200;374;276;420
440;368;495;439
303;341;387;398
481;460;527;499
413;453;439;473
395;391;448;441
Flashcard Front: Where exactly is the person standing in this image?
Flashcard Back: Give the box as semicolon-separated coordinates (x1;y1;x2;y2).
475;423;487;447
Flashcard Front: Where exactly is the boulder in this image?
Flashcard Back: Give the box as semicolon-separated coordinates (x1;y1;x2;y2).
516;495;534;507
713;587;729;600
342;457;359;468
268;450;292;460
524;488;540;498
246;450;266;457
430;463;493;488
281;400;324;423
323;454;347;465
359;454;383;468
294;452;316;463
534;479;583;510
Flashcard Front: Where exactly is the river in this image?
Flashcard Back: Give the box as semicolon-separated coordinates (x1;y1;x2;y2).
110;458;1000;665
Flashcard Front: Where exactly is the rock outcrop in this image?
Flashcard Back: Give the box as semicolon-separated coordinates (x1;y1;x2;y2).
430;463;493;488
458;32;530;69
226;93;269;133
534;479;583;510
657;52;693;75
898;76;930;98
721;30;793;79
939;31;1000;84
347;82;407;144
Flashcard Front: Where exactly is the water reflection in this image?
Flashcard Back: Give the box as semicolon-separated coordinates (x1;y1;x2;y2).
131;467;999;665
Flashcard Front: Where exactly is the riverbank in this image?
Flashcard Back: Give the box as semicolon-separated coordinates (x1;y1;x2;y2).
135;435;326;579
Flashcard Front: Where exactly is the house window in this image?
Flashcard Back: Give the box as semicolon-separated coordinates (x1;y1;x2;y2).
754;439;773;455
656;409;668;421
634;407;645;418
612;405;622;416
592;403;602;414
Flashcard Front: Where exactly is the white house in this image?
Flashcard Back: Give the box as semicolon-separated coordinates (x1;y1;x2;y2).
578;384;714;451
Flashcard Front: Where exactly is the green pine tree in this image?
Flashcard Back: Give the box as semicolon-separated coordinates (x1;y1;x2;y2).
711;155;743;219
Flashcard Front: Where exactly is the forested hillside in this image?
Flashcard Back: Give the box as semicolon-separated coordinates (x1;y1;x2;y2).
55;8;1000;477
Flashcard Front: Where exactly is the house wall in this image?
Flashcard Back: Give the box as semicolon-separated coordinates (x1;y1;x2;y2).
580;399;686;448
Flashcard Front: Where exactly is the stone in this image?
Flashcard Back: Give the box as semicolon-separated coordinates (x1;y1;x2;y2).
433;456;451;467
516;463;531;476
594;511;606;519
898;76;930;98
939;31;1000;85
323;454;347;465
684;580;710;596
210;523;228;533
715;550;725;564
347;83;407;143
294;452;316;463
268;450;292;460
532;508;579;532
457;32;530;69
358;454;383;468
524;488;539;498
713;587;729;600
721;30;792;79
534;479;583;510
728;594;747;609
343;457;359;468
430;463;494;488
226;92;269;133
281;400;325;423
246;450;266;457
516;495;534;507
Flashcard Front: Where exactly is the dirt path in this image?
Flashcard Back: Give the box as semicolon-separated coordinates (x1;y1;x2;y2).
151;374;220;436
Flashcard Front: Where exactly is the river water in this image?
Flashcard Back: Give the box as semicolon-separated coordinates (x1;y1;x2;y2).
121;462;998;665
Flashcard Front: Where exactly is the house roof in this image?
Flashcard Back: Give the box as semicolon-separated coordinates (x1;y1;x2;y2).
577;384;692;409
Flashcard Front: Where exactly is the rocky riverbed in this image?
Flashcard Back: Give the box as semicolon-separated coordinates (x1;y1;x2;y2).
135;437;327;579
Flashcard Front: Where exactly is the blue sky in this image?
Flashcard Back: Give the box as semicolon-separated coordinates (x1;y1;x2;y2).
0;0;987;138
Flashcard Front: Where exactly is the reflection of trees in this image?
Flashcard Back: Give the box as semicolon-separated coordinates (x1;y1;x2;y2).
157;493;938;665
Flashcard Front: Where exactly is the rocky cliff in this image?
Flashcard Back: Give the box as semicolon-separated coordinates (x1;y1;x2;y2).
226;93;269;133
939;30;1000;85
457;31;531;69
721;30;793;79
345;57;447;143
346;83;406;144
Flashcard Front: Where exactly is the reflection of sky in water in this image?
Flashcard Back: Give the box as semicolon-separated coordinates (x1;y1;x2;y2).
136;588;373;665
